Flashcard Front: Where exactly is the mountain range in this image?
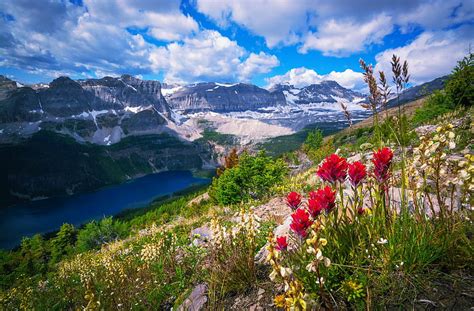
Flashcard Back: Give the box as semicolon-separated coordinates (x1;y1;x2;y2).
0;74;447;205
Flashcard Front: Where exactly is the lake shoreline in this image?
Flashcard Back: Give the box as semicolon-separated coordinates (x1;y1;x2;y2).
1;170;212;250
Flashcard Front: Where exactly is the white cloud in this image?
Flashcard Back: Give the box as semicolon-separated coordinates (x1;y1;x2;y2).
195;0;472;57
149;30;279;84
374;25;473;85
266;67;365;91
238;52;280;81
196;0;311;47
300;15;393;56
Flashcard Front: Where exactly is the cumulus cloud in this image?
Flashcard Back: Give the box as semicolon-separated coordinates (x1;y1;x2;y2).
266;67;365;92
195;0;473;56
238;52;280;81
149;30;279;84
374;25;473;84
196;0;311;47
300;14;393;56
0;0;278;83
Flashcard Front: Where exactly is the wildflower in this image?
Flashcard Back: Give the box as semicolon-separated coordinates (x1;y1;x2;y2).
290;209;313;238
372;147;393;183
319;238;328;246
317;154;348;184
308;186;336;216
348;161;367;187
286;191;302;210
377;238;388;245
275;236;288;251
357;207;365;215
280;266;293;277
274;294;286;308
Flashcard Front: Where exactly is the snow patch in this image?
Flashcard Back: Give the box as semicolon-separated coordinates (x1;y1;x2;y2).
161;86;183;96
215;83;237;87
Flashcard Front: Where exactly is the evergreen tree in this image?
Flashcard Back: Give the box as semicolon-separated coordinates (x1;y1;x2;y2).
50;223;76;263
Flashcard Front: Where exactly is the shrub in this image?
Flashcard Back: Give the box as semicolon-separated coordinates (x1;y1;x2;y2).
76;217;127;252
412;91;454;125
303;129;323;151
445;52;473;107
210;151;287;205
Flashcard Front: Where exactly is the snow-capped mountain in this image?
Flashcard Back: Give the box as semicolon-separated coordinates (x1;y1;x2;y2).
269;81;365;105
163;82;286;113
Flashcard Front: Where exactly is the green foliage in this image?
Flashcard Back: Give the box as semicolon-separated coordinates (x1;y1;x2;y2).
412;91;455;125
76;217;127;252
445;52;473;107
18;234;48;276
305;139;336;164
303;129;323;151
197;129;237;146
50;223;76;264
209;151;288;205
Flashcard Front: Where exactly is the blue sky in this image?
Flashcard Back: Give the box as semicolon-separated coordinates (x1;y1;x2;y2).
0;0;472;91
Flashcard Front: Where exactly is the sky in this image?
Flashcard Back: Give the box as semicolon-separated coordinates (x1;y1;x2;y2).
0;0;472;91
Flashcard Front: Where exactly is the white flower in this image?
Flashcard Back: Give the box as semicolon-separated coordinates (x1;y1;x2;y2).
280;267;292;277
324;257;331;267
377;238;388;245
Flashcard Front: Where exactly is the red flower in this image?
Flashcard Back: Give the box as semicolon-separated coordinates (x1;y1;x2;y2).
286;191;302;210
275;236;288;251
290;209;313;238
372;147;393;183
307;198;325;218
308;186;336;217
348;161;367;187
317;154;348;184
357;207;365;215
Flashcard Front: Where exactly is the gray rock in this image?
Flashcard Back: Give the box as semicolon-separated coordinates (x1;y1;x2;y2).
178;283;207;311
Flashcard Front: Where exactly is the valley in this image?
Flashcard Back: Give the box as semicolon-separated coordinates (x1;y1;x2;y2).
0;74;446;206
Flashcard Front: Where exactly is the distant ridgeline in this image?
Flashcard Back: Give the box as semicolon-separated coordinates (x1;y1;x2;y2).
0;74;447;206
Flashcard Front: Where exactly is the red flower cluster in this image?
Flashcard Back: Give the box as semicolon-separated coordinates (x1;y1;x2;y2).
290;209;313;238
317;154;348;184
308;186;336;217
275;236;288;251
286;191;302;210
372;147;393;183
348;161;367;187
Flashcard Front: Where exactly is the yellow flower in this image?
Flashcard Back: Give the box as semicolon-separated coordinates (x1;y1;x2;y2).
274;294;286;308
319;238;328;246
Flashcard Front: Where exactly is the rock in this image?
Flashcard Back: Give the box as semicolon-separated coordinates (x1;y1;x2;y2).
415;125;437;137
191;226;212;247
178;283;207;311
165;82;286;113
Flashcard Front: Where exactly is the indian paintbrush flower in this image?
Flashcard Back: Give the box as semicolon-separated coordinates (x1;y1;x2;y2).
348;161;367;187
286;191;302;210
307;186;336;217
372;147;393;184
290;208;313;238
317;154;348;184
275;236;288;251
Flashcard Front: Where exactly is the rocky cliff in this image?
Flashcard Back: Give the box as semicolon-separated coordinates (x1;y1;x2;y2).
165;82;287;113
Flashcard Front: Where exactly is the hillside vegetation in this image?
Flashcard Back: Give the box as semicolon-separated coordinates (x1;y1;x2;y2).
0;54;472;310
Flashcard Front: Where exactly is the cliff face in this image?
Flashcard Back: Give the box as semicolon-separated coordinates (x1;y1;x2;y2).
0;75;172;123
269;81;365;105
165;82;287;113
80;75;171;117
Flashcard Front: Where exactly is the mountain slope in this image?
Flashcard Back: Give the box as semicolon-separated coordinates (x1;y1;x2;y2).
164;82;286;113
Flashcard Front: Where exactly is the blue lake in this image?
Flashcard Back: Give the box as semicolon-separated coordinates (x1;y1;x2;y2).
0;170;210;249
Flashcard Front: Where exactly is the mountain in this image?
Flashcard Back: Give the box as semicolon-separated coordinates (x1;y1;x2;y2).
164;82;287;113
0;75;188;145
387;76;449;108
269;80;365;105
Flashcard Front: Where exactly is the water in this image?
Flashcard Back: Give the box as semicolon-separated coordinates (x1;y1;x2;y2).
0;170;210;249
